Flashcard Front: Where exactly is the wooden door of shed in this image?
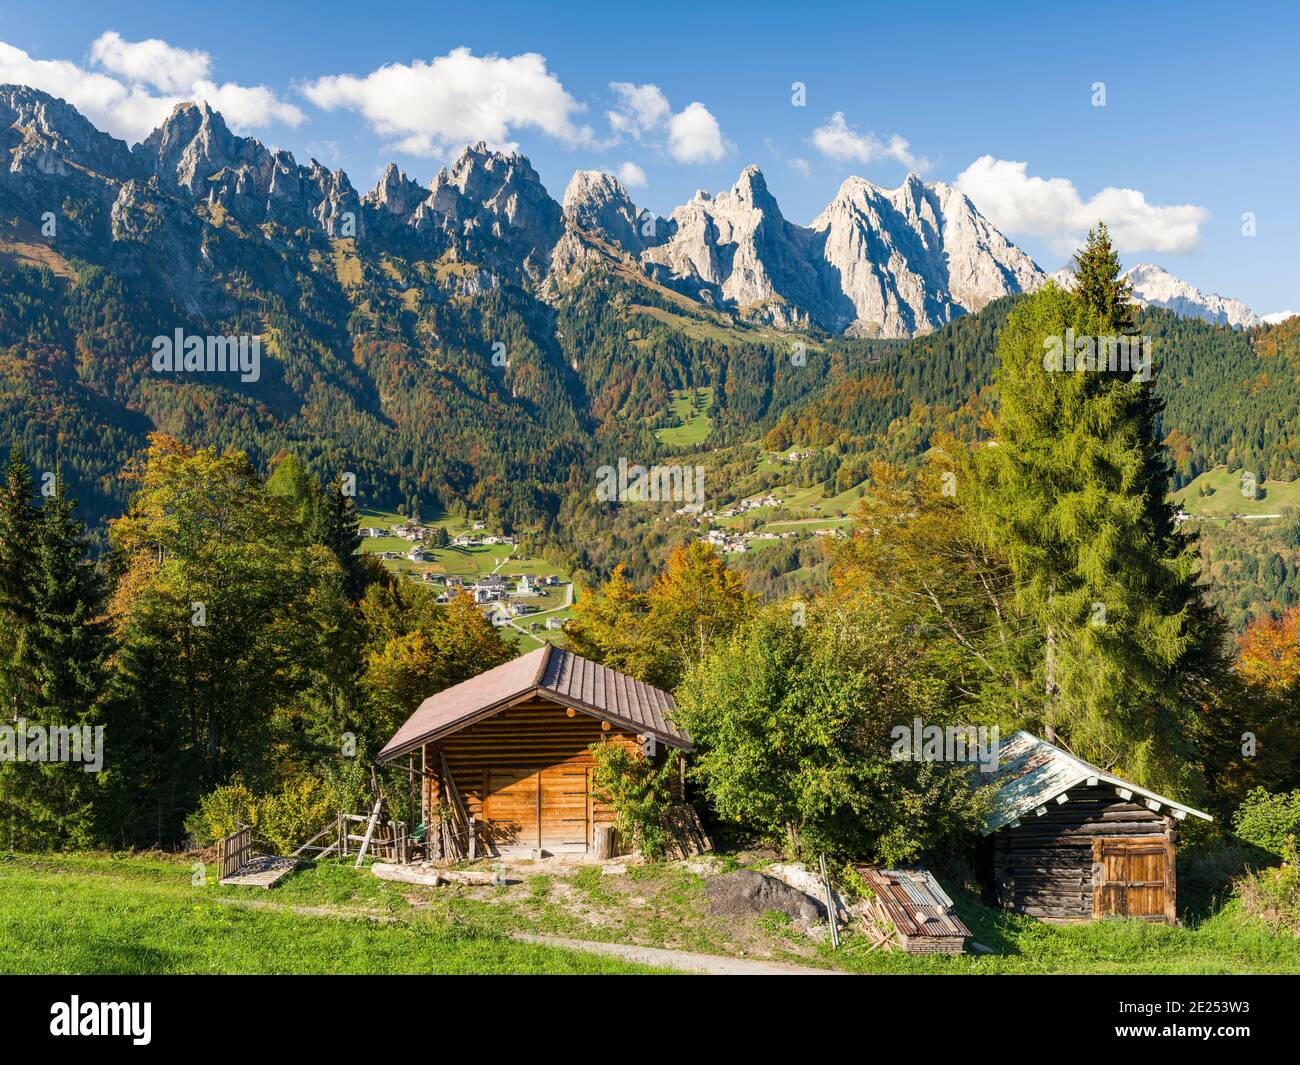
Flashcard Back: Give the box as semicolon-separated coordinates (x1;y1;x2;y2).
539;765;590;852
1092;837;1173;922
482;765;590;852
483;767;538;848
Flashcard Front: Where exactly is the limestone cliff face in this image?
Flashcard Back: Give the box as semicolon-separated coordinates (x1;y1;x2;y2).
0;83;1053;335
624;165;1045;336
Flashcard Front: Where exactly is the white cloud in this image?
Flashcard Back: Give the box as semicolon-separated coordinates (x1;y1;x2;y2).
0;34;303;143
811;112;929;171
606;82;728;166
88;31;209;94
954;156;1209;256
788;156;812;177
668;102;726;164
607;82;670;137
302;48;591;157
617;161;647;188
193;80;303;131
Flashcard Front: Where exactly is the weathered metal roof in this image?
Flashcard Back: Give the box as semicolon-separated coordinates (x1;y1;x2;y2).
861;867;969;939
982;730;1212;834
377;645;691;761
539;648;684;745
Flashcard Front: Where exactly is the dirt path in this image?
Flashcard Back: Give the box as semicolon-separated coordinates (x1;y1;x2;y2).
509;933;845;975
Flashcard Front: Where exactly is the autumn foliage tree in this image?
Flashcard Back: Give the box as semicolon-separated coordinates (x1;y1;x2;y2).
565;542;753;690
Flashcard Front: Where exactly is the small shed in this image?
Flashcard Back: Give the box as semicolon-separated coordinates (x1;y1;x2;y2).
857;867;969;954
377;645;693;858
983;731;1212;924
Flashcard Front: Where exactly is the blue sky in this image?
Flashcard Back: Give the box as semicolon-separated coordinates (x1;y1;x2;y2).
1;0;1297;311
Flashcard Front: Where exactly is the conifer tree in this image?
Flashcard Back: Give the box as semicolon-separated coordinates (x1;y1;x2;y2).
0;446;39;717
24;475;108;844
313;477;366;600
970;227;1226;792
1072;223;1136;332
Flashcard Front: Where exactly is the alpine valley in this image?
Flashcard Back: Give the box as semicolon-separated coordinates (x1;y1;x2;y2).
2;84;1298;614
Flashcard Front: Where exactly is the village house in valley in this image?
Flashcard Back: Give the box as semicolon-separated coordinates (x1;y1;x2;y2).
983;732;1212;925
378;645;692;858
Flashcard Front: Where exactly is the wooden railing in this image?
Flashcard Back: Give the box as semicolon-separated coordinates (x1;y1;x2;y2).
218;824;252;878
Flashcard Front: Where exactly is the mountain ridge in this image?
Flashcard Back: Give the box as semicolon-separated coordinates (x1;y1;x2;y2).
0;84;1050;338
1049;260;1266;329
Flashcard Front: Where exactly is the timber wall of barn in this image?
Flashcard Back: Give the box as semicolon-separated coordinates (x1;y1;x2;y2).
993;785;1173;920
420;696;664;851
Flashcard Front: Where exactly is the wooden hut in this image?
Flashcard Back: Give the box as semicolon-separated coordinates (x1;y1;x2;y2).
983;731;1211;924
377;645;692;858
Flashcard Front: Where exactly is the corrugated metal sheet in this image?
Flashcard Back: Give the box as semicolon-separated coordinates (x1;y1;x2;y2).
861;867;969;940
378;645;691;761
983;730;1211;834
540;648;688;746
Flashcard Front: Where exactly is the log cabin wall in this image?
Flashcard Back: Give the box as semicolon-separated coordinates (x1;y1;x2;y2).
993;785;1174;922
420;696;660;853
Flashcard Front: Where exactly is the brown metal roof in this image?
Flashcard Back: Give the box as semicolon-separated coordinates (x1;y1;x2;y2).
860;867;970;940
539;648;686;745
377;644;691;761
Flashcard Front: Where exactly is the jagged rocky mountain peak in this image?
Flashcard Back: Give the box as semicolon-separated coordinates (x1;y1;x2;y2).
0;82;138;181
560;169;648;251
3;84;1262;338
1050;262;1263;329
366;162;425;217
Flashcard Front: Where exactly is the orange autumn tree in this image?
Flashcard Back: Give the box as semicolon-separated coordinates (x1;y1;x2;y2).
566;542;753;690
1229;607;1300;792
1237;607;1300;693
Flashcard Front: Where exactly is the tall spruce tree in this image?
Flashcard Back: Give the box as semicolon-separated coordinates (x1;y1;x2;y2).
24;475;108;845
970;226;1226;793
0;446;39;718
313;477;366;601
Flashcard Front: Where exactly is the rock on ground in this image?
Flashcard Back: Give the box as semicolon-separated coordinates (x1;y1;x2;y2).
705;869;825;925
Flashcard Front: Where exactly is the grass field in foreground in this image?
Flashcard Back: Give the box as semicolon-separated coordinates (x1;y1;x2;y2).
0;853;662;975
3;852;1298;975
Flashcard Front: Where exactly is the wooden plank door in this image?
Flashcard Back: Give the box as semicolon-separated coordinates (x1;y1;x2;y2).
483;768;538;848
539;764;590;852
1092;837;1170;921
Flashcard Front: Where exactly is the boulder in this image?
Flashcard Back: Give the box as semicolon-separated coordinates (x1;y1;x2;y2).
705;870;824;926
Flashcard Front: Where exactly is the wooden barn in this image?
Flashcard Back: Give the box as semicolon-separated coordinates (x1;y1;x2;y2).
377;645;693;859
984;731;1211;925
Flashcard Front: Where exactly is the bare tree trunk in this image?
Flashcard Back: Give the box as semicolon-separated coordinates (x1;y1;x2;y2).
1044;621;1058;744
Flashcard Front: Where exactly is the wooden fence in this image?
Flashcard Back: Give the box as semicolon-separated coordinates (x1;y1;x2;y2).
218;824;252;878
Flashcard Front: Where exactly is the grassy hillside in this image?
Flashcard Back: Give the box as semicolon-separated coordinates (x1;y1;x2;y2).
0;853;660;975
656;386;715;448
1174;466;1300;517
3;851;1297;975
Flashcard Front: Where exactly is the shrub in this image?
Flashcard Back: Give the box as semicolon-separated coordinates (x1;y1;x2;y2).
674;601;991;863
320;753;369;818
185;774;333;855
1233;787;1300;857
252;775;332;855
183;782;254;847
1237;839;1300;935
589;742;682;860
